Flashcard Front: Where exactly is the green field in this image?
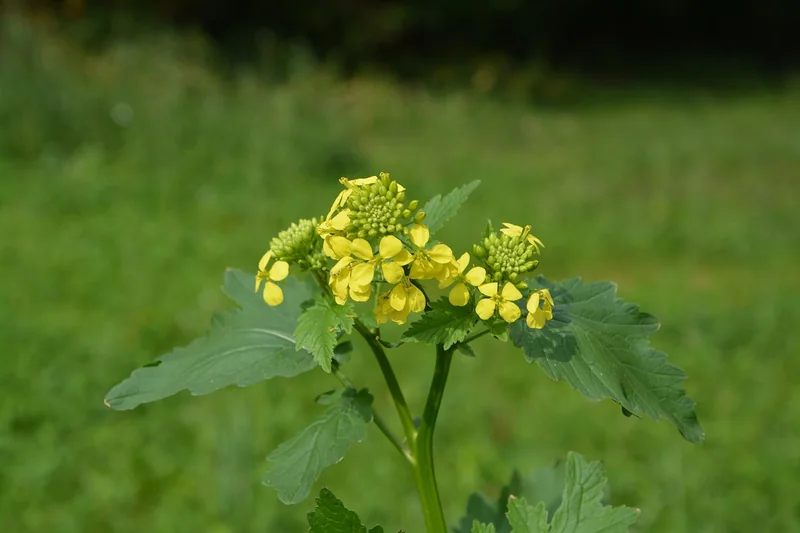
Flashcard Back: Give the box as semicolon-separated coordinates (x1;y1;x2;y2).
2;18;799;533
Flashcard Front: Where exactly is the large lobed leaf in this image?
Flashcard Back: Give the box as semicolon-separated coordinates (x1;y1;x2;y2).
104;269;316;410
467;452;639;533
401;299;477;349
509;276;704;443
263;388;373;504
422;180;481;234
295;297;355;373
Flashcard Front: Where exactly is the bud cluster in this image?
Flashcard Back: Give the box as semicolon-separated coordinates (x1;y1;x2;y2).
343;173;421;240
473;225;539;284
270;218;326;270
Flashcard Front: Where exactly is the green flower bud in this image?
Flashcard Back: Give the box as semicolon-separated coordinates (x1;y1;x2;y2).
414;211;426;223
473;245;486;258
408;199;419;211
269;217;325;270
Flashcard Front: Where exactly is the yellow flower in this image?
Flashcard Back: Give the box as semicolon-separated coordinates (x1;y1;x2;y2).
475;282;523;323
255;251;290;306
347;236;413;301
500;222;544;253
374;278;425;325
318;209;352;259
526;288;554;329
439;252;486;306
329;256;355;304
408;224;456;281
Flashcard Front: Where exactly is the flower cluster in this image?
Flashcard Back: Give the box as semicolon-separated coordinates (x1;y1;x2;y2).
255;173;555;331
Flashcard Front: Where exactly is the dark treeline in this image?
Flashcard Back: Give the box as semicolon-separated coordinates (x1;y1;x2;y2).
24;0;800;78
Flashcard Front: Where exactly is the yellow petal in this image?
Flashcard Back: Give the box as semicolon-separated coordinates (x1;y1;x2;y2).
379;235;404;259
330;209;351;231
448;283;470;306
409;257;433;280
408;284;426;313
350;285;372;302
500;222;523;237
327;236;352;259
255;276;263;293
464;266;486;286
478;282;498;297
350;176;378;186
350;238;374;261
390;306;411;325
331;256;354;275
332;278;350;302
475;298;496;320
457;252;470;274
258;250;273;271
540;288;554;307
269;260;290;281
499;301;521;323
326;189;348;219
527;234;545;251
501;282;523;301
389;283;407;311
409;224;430;248
351;262;375;287
526;308;546;329
393;249;414;266
263;282;284;306
429;243;454;264
527;292;541;313
382;262;405;284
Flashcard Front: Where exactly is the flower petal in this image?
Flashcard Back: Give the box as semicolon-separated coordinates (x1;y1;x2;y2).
457;252;470;274
501;282;523;301
393;249;414;266
475;298;496;320
408;285;426;313
429;243;454;264
327;236;352;259
382;262;405;284
350;176;378;186
330;209;351;231
410;224;430;248
500;222;523;237
258;250;273;271
263;282;284;306
499;301;521;323
478;282;498;297
526;292;541;313
526;307;546;329
350;239;374;260
379;235;404;259
269;261;290;281
350;285;372;302
351;262;375;287
389;283;407;311
448;283;470;306
464;266;486;286
331;256;354;275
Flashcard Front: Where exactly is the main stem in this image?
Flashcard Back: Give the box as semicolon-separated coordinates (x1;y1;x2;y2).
412;344;453;533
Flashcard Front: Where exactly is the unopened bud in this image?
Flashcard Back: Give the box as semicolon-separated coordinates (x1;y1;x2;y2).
515;281;528;290
408;199;419;210
473;245;486;258
414;211;426;223
396;191;405;202
402;209;411;218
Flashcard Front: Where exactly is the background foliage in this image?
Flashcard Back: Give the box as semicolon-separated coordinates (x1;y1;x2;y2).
1;9;799;533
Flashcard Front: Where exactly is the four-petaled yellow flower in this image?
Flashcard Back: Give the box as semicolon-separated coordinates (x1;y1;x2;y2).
526;288;554;329
476;282;523;323
439;252;486;306
347;236;413;301
374;278;426;325
500;222;544;253
255;250;290;306
408;224;456;281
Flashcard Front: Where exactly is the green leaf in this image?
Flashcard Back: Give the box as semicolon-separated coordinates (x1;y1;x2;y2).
308;488;388;533
548;452;639;533
295;297;355;372
455;471;522;533
422;180;481;234
104;270;316;410
263;388;373;504
509;277;704;443
506;497;549;533
472;523;498;533
401;299;477;349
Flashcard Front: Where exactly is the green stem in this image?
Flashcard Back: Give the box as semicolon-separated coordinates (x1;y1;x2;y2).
353;319;418;446
332;366;413;463
461;327;491;345
412;344;453;533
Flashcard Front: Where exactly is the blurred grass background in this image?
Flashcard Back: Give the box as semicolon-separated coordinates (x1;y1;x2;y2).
2;12;800;533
